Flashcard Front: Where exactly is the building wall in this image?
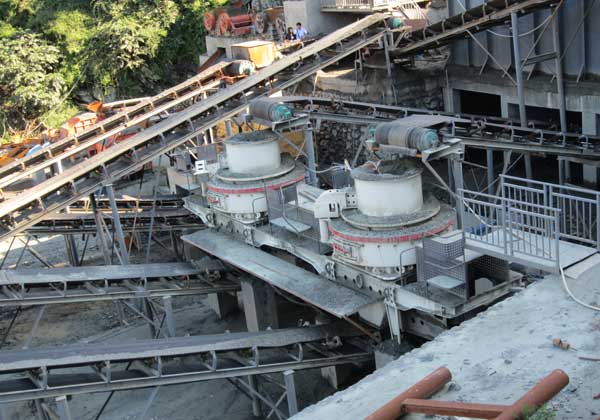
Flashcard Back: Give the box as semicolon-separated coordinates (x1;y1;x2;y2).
448;0;600;78
283;0;357;37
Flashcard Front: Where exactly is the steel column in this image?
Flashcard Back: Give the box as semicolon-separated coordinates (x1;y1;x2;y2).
90;194;111;265
552;9;568;133
162;296;176;337
106;185;129;265
305;128;318;186
284;370;299;416
511;12;527;128
225;120;233;137
486;148;494;195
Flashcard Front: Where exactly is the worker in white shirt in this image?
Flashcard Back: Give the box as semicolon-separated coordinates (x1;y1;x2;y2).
294;22;308;40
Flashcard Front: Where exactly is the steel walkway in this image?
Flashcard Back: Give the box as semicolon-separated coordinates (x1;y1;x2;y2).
0;14;388;242
0;262;238;306
392;0;558;58
0;324;371;402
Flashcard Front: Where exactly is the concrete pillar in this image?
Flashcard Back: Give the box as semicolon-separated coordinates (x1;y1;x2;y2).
240;277;278;332
206;292;238;318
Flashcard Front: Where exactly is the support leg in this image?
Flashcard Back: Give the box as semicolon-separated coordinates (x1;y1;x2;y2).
55;396;72;420
140;387;160;420
486;148;494;195
106;184;129;265
553;9;568;133
142;299;158;338
64;235;79;267
22;305;45;350
283;370;299;416
248;375;261;417
206;292;238;318
305;129;318;186
90;194;111;265
225;119;233;137
240;278;278;332
450;158;464;229
162;296;176;338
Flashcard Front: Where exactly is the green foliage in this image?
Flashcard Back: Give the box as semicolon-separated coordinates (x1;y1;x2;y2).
0;0;230;132
0;32;66;131
522;405;557;420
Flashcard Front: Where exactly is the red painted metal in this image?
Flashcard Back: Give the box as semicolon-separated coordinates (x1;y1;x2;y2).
364;368;569;420
493;369;569;420
402;399;507;418
364;367;452;420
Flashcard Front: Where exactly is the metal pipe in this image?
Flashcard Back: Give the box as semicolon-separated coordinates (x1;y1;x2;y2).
552;10;568;133
493;369;569;420
402;398;507;418
363;367;452;420
511;12;527;128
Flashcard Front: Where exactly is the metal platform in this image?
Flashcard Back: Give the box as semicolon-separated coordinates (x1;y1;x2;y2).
0;263;239;306
182;230;378;317
466;232;596;273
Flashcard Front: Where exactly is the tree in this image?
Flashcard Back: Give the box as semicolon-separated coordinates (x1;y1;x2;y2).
0;32;66;134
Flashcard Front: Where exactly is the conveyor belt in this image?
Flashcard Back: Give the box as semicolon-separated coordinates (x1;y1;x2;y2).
0;62;230;192
392;0;558;58
278;96;600;156
0;263;238;306
182;230;378;317
0;324;371;402
0;14;388;242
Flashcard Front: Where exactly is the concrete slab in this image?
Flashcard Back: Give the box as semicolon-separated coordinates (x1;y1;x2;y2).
292;274;600;419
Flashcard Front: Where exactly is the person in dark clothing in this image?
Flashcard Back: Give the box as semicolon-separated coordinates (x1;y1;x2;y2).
285;27;296;41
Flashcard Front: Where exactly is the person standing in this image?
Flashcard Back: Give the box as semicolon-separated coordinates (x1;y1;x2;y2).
294;22;308;40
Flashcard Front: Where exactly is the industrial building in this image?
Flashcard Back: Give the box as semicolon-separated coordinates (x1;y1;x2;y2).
0;0;598;419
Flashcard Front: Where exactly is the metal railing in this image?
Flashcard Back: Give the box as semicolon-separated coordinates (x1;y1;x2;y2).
501;175;600;250
460;188;561;270
320;0;413;10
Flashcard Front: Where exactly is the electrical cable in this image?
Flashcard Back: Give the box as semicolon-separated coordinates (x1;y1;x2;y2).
559;264;600;312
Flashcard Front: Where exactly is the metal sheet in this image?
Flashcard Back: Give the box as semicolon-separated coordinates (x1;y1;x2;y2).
182;230;378;317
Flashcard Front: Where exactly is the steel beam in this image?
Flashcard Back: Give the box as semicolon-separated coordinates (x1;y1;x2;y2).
511;12;527;128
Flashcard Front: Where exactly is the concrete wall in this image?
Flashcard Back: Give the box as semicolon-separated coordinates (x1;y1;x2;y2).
443;66;600;135
283;0;357;37
205;35;249;58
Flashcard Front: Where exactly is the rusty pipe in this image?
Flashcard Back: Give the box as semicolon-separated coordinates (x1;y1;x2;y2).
493;369;569;420
364;367;452;420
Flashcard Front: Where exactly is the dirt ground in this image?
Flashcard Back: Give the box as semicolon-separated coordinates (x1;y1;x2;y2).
0;235;337;420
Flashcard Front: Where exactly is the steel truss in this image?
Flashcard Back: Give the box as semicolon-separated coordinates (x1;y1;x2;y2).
0;325;371;405
0;14;389;242
0;263;238;306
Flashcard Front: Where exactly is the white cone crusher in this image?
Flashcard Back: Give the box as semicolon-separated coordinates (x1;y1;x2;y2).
205;129;306;224
316;158;455;280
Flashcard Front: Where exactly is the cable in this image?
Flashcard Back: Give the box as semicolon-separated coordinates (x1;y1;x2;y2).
560;264;600;312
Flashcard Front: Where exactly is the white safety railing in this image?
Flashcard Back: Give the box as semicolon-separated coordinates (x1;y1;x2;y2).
460;188;561;271
502;175;600;250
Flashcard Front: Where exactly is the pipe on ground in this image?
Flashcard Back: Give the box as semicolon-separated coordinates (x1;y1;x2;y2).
363;367;451;420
